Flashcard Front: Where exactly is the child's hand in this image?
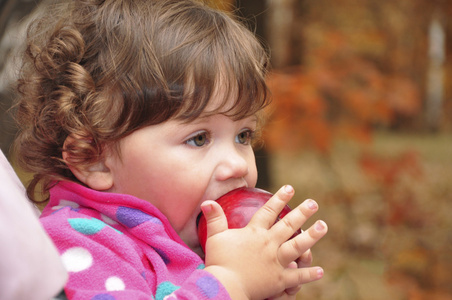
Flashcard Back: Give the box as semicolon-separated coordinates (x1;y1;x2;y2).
202;185;328;300
268;250;315;299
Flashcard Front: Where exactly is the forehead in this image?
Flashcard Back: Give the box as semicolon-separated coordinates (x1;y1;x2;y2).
204;81;237;113
198;80;259;121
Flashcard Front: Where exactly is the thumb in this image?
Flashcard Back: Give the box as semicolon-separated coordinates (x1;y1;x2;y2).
201;200;228;238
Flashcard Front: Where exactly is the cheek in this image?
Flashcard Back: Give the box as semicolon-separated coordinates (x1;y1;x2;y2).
139;165;206;228
247;154;259;187
157;185;205;233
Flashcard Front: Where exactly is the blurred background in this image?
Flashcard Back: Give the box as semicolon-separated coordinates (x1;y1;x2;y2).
1;0;451;299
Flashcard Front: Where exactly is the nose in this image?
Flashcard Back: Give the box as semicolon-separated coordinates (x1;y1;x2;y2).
214;146;249;182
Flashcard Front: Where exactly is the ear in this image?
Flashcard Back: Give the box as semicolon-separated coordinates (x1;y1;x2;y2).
62;135;113;191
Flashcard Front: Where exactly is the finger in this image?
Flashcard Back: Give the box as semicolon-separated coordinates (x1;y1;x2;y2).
280;259;307;296
282;261;301;295
268;284;301;299
201;200;228;238
278;220;328;266
284;266;324;288
283;255;310;295
297;249;313;268
248;185;294;229
272;198;319;242
285;284;302;296
288;261;298;269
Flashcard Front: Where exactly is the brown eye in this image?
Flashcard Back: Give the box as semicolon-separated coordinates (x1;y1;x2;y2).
236;130;254;145
193;134;206;146
186;132;208;147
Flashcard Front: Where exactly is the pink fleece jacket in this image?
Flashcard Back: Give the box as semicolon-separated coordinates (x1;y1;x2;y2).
40;181;231;300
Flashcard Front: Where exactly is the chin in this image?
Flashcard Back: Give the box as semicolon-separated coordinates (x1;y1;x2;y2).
178;220;203;256
183;234;204;258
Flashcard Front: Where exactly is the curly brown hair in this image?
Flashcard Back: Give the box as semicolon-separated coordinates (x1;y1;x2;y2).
13;0;270;203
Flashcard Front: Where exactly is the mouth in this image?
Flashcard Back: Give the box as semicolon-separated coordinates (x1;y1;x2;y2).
210;181;249;202
196;212;203;228
196;184;248;228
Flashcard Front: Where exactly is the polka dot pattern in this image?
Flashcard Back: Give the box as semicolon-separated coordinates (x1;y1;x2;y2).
196;276;219;299
91;294;116;300
68;218;123;235
116;206;162;228
68;218;107;235
46;183;229;299
155;281;180;300
52;199;80;210
61;247;93;272
105;276;125;291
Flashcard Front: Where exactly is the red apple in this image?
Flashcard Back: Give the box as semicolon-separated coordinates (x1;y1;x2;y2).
197;187;300;254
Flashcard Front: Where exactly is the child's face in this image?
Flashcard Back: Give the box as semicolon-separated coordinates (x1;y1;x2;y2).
105;102;258;255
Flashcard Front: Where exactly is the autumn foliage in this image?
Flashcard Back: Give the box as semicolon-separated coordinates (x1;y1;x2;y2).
256;1;452;297
263;31;422;154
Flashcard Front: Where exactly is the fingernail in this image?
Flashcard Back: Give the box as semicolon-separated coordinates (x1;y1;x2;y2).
315;220;325;231
201;202;213;215
307;199;318;210
317;267;324;278
284;185;294;193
